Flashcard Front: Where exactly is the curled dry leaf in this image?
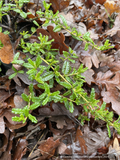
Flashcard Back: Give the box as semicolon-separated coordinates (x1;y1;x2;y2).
75;127;87;154
38;137;60;159
12;138;28;160
0;33;14;64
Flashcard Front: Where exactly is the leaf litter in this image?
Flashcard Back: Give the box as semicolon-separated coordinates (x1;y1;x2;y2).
1;0;120;159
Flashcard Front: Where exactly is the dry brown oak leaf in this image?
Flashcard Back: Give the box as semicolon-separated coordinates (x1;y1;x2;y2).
50;0;70;12
0;33;14;64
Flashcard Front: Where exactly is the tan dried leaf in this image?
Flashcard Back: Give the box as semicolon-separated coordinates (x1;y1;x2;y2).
0;33;14;64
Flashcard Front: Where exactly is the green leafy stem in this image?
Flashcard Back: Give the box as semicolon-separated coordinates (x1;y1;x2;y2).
10;33;120;137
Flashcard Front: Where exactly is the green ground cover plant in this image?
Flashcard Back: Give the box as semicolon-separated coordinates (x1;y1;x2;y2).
0;0;120;137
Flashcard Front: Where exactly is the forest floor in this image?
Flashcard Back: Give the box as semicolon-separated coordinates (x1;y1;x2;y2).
0;0;120;159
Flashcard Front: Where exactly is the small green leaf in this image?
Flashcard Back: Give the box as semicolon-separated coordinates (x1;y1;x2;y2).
23;106;29;117
12;60;24;64
9;73;17;79
20;11;27;18
12;8;20;13
23;63;34;68
68;58;75;63
30;102;40;110
51;95;62;102
35;75;44;84
22;93;29;102
64;100;69;110
49;78;54;88
28;114;37;123
39;93;47;100
84;43;89;51
62;61;70;75
60;14;67;27
59;82;71;89
69;101;74;113
27;68;37;75
31;27;36;33
71;34;81;41
53;25;62;32
33;20;39;27
36;54;42;67
37;84;45;89
12;115;24;122
100;102;106;111
63;90;71;96
29;84;33;93
51;91;60;96
107;123;111;137
42;71;54;81
42;96;49;106
44;83;50;94
63;51;69;58
12;108;23;114
27;58;35;66
13;52;20;61
18;70;24;74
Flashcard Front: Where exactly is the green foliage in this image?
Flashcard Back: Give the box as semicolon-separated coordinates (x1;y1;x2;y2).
0;0;118;137
0;40;3;49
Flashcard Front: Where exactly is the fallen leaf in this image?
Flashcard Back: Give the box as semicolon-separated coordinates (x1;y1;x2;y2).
106;13;120;36
49;116;67;129
101;88;120;115
12;138;28;160
104;0;120;16
95;70;118;90
50;0;70;12
80;49;99;69
107;137;120;160
57;142;67;154
81;69;95;85
0;90;14;104
0;116;5;133
83;126;110;154
0;129;9;157
95;0;106;5
38;137;60;159
0;33;14;64
75;127;87;154
14;95;27;109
